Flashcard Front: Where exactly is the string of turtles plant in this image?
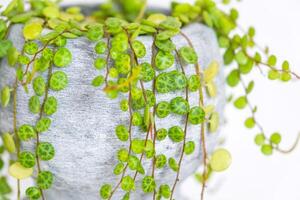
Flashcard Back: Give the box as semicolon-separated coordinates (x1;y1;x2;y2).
0;0;299;200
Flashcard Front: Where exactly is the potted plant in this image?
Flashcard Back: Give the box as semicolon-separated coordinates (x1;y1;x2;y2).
0;0;299;200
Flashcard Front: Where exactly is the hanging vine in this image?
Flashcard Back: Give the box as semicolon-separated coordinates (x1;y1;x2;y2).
0;0;299;200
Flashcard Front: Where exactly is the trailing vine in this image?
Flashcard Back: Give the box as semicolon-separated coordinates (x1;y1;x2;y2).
0;0;299;200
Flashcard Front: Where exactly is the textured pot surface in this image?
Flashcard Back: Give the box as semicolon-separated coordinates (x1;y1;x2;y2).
0;23;225;199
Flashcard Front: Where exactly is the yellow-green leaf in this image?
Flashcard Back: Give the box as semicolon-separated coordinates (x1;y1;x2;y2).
210;148;231;172
2;133;16;153
147;14;167;25
209;112;219;133
1;86;11;107
204;60;219;82
23;22;43;40
9;162;33;179
206;81;217;98
203;105;215;115
43;6;60;19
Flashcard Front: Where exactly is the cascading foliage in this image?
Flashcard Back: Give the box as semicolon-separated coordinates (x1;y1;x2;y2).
0;0;299;200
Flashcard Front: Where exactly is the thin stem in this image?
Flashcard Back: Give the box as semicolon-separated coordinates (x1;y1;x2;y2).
12;78;21;200
239;76;264;133
150;34;158;200
240;72;299;154
104;33;111;86
21;31;66;85
276;133;300;154
108;83;134;200
243;51;300;80
134;0;148;23
34;64;54;200
108;33;137;199
169;49;190;200
179;31;207;200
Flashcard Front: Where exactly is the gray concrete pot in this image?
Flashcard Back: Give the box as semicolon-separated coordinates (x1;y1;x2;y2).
0;15;225;200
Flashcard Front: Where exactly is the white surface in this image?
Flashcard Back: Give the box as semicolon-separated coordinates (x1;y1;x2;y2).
0;0;300;200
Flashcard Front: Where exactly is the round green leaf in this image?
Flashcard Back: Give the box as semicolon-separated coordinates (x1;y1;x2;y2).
168;126;184;143
170;97;189;115
179;46;198;64
50;71;68;91
155;50;174;70
37;171;54;189
43;96;58;115
53;47;72;67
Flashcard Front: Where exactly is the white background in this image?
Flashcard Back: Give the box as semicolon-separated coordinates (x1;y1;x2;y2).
1;0;300;200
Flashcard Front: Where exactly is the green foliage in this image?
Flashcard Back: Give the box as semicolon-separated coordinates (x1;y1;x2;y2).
53;47;72;67
36;118;51;133
159;184;171;198
270;132;281;145
94;58;106;70
155;154;167;169
26;187;41;200
132;40;146;58
155;50;174;70
184;141;195;155
168;126;184;143
156;101;170;118
19;151;36;168
0;0;298;198
170;97;189;115
43;96;58;115
113;163;125;175
132;112;143;126
155;39;175;52
28;96;40;114
188;106;205;125
37;171;54;189
95;41;107;54
33;76;46;96
121;176;135;192
254;134;265;146
226;70;240;87
156;128;168;141
86;24;104;41
142;176;156;193
179;46;198;64
233;96;247;109
1;86;10;108
188;75;201;92
140;62;154;82
168;157;179;172
24;42;38;55
92;75;105;87
0;40;12;58
115;125;129;141
50;71;68;91
244;117;255;129
2;133;16;153
100;184;112;199
37;142;55;161
117;148;129;162
128;156;140;170
261;144;273;156
18;124;36;141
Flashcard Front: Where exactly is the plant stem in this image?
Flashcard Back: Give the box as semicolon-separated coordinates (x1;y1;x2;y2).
104;32;111;87
179;31;207;200
150;34;157;200
34;63;54;200
169;49;190;200
13;77;21;200
134;0;148;23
